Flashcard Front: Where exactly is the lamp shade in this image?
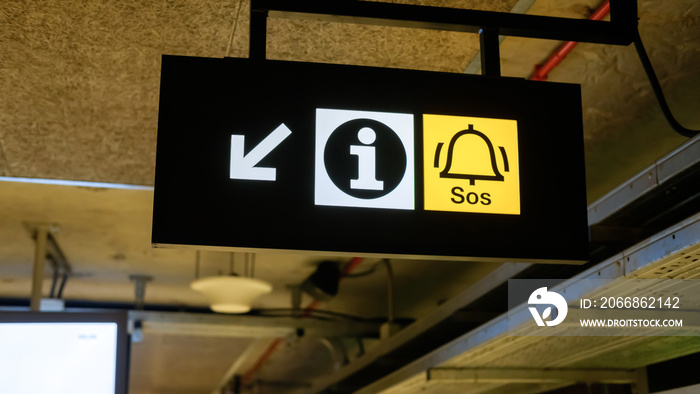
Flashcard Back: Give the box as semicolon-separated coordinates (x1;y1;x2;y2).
190;276;272;314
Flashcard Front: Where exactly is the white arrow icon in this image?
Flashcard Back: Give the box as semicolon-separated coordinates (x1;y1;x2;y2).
230;123;292;181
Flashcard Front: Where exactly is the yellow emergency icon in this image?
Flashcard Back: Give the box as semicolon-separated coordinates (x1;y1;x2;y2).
423;114;520;215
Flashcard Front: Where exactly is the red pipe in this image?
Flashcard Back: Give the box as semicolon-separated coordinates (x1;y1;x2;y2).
340;256;365;278
240;257;365;385
529;0;610;81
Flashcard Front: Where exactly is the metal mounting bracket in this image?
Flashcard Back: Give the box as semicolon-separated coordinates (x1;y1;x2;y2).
129;274;153;310
249;0;638;77
24;222;71;311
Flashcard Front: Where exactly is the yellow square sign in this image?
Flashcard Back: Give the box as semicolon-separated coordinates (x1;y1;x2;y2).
423;114;519;215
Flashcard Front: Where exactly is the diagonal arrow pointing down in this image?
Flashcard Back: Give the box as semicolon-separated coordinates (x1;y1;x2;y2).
230;123;292;181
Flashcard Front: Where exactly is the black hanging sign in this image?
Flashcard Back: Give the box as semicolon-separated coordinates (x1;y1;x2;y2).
152;55;588;264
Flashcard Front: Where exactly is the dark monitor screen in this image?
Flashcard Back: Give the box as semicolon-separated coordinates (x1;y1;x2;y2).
0;311;129;394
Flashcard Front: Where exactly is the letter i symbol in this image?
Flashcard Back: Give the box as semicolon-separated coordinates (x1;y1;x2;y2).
350;127;384;191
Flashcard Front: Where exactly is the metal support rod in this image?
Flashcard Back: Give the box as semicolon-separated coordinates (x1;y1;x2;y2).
30;226;49;311
244;253;251;277
50;266;59;298
383;259;395;324
195;250;201;279
609;0;638;34
233;374;242;394
288;285;302;317
130;275;153;310
479;27;501;77
45;232;71;274
56;273;69;299
632;367;649;394
250;8;268;60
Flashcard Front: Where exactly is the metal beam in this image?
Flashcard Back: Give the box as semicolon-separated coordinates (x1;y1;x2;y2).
210;338;271;394
479;28;501;77
26;223;64;310
30;225;50;311
588;134;700;226
633;367;649;394
352;211;700;394
128;310;382;339
250;8;268;60
129;275;152;310
252;0;636;45
427;367;639;384
308;262;530;393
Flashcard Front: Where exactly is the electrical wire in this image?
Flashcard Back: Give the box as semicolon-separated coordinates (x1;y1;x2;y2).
251;308;378;322
343;260;383;278
241;257;365;386
633;30;699;138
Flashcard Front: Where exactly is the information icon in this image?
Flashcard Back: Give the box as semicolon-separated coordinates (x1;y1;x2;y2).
315;108;414;210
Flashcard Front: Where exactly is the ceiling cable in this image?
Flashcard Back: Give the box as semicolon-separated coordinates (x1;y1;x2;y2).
529;0;697;139
225;0;244;57
633;30;699;138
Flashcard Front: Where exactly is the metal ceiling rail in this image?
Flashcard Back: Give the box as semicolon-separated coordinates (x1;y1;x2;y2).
426;367;642;384
584;134;700;268
127;310;382;339
588;134;700;226
352;211;700;394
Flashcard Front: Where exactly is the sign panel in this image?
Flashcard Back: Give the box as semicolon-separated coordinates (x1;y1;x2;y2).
153;56;588;263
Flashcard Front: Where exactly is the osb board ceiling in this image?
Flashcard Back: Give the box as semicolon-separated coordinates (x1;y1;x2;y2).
2;0;698;200
0;0;516;187
498;0;700;200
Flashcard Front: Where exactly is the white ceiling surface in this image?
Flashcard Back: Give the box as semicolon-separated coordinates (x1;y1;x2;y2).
0;179;501;393
0;180;500;318
1;0;699;393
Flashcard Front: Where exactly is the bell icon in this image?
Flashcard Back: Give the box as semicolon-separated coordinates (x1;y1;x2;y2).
436;124;508;185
